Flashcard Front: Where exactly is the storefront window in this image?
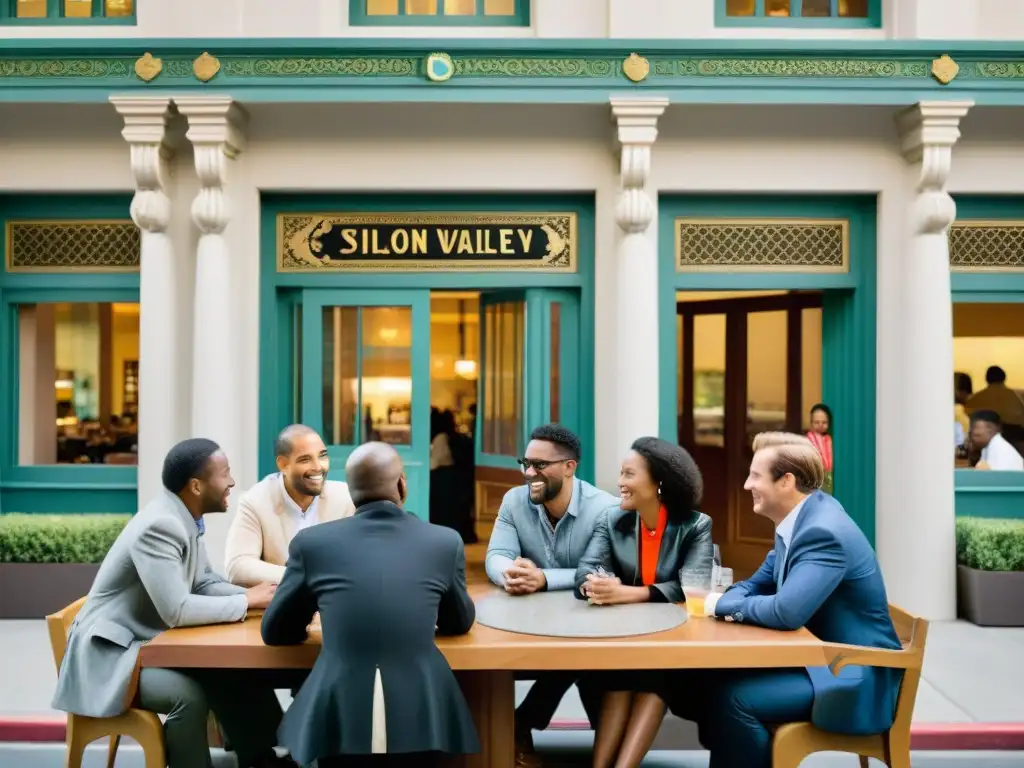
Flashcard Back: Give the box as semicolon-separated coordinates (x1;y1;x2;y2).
18;302;140;466
953;302;1024;471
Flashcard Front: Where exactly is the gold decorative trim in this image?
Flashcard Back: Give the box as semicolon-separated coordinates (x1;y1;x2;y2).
623;53;650;83
931;54;960;85
277;212;577;273
949;220;1024;272
675;218;849;273
134;52;162;82
5;219;140;273
193;52;221;82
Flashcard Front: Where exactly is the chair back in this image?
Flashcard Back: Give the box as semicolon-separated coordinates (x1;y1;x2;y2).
887;603;928;737
45;596;88;673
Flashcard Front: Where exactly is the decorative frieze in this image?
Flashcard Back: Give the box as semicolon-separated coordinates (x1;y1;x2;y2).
675;219;848;273
5;220;139;272
950;222;1024;271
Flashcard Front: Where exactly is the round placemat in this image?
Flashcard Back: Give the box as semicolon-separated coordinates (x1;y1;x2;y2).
474;589;687;638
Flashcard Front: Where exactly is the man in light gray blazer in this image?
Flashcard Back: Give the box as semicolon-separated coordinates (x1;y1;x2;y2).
51;438;295;768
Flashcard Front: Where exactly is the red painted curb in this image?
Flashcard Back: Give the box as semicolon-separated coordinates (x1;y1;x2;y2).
3;716;1024;751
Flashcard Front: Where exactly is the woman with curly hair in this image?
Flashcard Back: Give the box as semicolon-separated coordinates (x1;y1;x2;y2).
574;436;713;768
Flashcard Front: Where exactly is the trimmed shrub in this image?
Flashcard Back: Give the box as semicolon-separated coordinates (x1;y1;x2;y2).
0;514;130;564
956;517;1024;572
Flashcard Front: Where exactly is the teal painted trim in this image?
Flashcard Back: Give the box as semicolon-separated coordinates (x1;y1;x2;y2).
10;38;1024;54
350;0;528;27
955;470;1024;519
0;485;137;513
259;192;596;486
951;195;1024;295
657;195;877;544
7;40;1024;106
715;0;881;28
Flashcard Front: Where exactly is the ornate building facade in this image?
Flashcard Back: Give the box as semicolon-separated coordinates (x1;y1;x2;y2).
1;0;1023;621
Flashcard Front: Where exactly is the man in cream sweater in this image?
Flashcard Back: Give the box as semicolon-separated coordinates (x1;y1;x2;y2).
226;425;355;586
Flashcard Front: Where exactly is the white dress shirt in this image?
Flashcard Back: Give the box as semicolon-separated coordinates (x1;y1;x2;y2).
980;433;1024;471
279;473;320;531
705;494;810;617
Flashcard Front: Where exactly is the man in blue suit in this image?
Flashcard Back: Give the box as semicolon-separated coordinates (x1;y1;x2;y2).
667;432;902;768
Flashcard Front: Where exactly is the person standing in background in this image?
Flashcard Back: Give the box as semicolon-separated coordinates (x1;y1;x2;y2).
806;403;834;495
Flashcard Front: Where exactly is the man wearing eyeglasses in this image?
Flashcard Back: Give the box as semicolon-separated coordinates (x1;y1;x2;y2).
485;423;618;768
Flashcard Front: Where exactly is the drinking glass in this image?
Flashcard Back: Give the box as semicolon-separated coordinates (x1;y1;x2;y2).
681;557;714;617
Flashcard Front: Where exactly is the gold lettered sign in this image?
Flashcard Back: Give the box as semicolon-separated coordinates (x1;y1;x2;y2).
277;212;577;272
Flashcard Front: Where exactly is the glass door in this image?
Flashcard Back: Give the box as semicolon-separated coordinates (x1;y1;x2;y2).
473;289;581;538
300;290;431;519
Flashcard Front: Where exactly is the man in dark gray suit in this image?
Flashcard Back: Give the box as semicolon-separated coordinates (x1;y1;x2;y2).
262;441;479;767
51;438;294;768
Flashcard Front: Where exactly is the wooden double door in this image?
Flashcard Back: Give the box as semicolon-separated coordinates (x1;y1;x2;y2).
677;291;823;578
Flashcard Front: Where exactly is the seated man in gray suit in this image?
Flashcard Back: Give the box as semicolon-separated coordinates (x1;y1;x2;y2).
51;438;294;768
484;424;618;768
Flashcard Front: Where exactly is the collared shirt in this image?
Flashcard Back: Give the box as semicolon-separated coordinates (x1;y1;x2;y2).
195;517;205;537
485;476;619;591
981;433;1024;471
279;473;320;531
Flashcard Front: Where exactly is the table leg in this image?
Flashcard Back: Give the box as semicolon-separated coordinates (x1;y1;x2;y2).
443;670;515;768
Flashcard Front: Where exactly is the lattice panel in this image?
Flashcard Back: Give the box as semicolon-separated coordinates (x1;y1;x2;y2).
6;220;140;271
676;219;848;273
950;223;1024;271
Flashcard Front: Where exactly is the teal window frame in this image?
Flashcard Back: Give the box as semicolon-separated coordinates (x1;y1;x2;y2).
715;0;882;28
350;0;529;27
0;194;139;514
1;0;136;25
950;195;1024;521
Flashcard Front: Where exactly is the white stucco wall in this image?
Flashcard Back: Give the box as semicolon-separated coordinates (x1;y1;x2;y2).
1;100;1018;607
5;0;1023;40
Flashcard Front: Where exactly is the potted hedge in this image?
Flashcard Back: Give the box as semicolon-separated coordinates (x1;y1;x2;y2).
0;514;130;619
956;517;1024;627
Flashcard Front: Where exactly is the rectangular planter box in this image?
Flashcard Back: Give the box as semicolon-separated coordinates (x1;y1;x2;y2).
957;564;1024;627
0;563;100;619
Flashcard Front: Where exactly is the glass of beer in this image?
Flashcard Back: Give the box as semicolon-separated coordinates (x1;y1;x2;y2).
682;571;713;617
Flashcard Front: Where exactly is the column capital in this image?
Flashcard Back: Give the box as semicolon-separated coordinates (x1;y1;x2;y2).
896;101;973;236
611;96;669;147
896;100;973;164
175;97;248;235
174;96;249;159
110;96;175;234
609;97;668;235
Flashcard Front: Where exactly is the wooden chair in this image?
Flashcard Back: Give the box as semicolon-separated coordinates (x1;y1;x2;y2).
46;597;166;768
772;604;928;768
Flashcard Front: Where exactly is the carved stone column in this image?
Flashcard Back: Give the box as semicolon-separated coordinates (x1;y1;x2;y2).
887;100;973;620
175;97;248;463
110;96;177;507
610;97;669;450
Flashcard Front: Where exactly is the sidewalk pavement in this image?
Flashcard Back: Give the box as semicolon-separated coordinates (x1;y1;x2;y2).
3;618;1024;754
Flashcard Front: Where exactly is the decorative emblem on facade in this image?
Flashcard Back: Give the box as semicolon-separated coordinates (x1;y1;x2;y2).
277;212;578;273
192;52;221;82
425;53;455;83
134;52;163;82
949;222;1024;271
5;220;140;272
675;218;849;273
623;53;650;83
931;54;960;85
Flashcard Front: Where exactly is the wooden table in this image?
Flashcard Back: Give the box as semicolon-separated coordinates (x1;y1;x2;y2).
140;587;837;768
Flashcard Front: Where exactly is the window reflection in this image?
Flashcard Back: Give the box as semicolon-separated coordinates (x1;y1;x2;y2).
482;301;524;456
746;311;788;442
693;314;726;447
953;302;1024;470
18;303;139;466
